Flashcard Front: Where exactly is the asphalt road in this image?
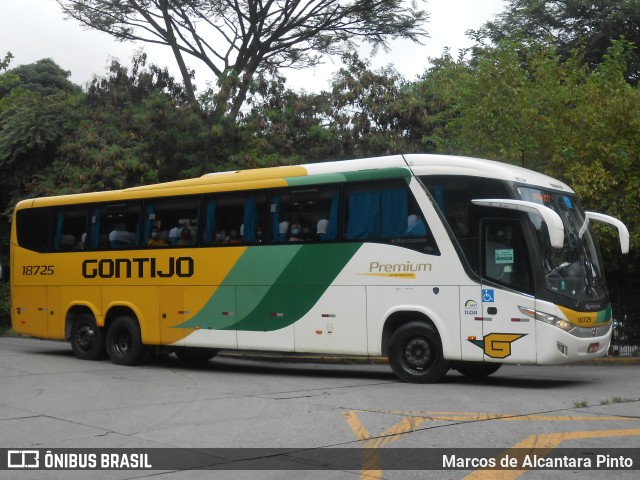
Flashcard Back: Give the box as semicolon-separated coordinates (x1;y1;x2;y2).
0;336;639;479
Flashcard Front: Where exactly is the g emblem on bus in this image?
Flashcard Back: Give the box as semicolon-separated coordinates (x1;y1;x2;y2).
469;333;526;359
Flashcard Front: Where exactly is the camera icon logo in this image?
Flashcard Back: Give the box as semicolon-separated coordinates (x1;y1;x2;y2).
7;450;40;468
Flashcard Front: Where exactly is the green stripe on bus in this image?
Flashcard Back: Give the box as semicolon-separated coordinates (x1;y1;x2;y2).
178;243;362;331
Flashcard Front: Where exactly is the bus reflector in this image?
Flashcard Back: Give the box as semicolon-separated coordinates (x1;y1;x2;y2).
468;336;476;341
588;343;599;353
316;330;322;335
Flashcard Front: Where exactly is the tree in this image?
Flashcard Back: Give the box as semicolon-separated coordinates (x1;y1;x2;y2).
471;0;640;83
2;58;81;97
421;39;640;282
0;58;82;213
56;0;428;118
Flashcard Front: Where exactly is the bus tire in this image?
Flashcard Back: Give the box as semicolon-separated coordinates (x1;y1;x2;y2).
455;362;502;379
70;314;107;361
388;322;449;383
174;347;218;364
106;316;149;366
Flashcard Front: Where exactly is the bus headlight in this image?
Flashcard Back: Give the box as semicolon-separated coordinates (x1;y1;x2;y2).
519;307;574;332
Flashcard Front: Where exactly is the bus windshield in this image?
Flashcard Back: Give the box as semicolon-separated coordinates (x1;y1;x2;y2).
518;187;607;305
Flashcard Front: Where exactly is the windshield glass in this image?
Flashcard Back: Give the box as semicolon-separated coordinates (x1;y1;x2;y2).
517;187;607;304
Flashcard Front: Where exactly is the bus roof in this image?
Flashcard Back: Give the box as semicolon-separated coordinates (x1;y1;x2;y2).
19;154;573;209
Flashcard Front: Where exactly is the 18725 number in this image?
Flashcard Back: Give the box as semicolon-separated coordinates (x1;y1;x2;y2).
22;265;54;276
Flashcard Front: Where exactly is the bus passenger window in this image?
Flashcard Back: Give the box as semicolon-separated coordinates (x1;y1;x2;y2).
205;192;266;246
272;186;338;243
344;180;439;254
143;196;199;248
51;206;89;251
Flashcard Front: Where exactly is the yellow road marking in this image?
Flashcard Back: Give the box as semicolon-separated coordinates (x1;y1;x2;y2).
464;428;640;480
342;410;430;479
368;411;634;422
341;410;640;480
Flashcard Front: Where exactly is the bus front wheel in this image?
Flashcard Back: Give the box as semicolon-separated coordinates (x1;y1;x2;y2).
106;316;149;366
70;314;107;361
388;322;449;383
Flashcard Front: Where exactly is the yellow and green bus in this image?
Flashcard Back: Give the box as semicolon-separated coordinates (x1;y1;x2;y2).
9;154;629;382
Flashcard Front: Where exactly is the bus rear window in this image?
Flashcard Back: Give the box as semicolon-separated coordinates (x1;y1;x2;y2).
16;207;51;253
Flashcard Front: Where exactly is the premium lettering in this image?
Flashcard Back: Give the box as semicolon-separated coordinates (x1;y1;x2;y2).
369;261;432;273
82;257;194;279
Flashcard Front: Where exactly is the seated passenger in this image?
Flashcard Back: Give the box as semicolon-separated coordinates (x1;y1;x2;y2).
288;222;304;242
228;228;242;244
214;229;229;244
277;220;289;242
59;234;76;251
406;214;427;237
177;228;195;246
109;223;134;248
169;226;181;246
317;218;329;240
148;226;167;247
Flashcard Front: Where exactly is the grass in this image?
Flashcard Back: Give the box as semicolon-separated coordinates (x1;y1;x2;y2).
600;396;637;405
0;325;16;336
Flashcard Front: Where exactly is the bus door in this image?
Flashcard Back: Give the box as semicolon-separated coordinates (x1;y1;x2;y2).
479;219;537;364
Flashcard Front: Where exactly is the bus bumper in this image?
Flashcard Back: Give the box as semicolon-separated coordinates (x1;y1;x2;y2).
536;321;612;364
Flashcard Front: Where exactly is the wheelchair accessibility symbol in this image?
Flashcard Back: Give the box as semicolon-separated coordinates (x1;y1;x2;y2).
482;289;495;302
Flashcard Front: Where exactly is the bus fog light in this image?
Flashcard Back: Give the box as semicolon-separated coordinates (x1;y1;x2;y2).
557;342;568;356
588;343;600;353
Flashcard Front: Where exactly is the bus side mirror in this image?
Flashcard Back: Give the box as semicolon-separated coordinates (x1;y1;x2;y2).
578;212;629;254
472;199;565;249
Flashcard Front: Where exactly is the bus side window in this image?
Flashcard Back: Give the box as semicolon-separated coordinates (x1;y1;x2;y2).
51;206;89;251
345;181;408;241
143;196;200;248
271;186;338;243
212;192;266;246
99;203;142;250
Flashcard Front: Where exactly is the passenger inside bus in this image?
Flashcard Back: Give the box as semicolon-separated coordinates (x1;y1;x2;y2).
177;228;195;246
288;221;304;242
109;223;134;248
317;218;329;240
407;214;427;237
148;227;167;247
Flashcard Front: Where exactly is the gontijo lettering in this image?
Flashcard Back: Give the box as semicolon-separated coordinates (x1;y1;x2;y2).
82;257;194;278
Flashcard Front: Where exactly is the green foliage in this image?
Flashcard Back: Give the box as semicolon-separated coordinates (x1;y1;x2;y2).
0;52;20;102
0;91;79;210
472;0;640;82
2;58;81;96
0;283;9;331
423;39;640;280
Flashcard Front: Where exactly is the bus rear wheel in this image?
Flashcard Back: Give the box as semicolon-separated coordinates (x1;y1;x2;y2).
455;362;502;379
388;322;449;383
70;314;107;361
106;316;149;366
